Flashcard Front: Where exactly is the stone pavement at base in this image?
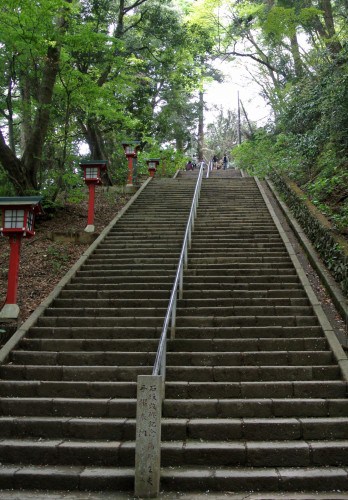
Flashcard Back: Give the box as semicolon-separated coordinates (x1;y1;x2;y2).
1;492;348;500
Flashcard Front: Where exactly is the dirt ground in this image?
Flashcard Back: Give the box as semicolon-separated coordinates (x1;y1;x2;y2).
0;188;131;330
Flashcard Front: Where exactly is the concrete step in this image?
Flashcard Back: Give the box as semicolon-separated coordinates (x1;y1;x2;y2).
0;397;137;417
1;380;344;400
9;351;156;365
43;307;167;317
0;436;348;470
0;464;133;491
27;326;162;339
164;381;346;398
176;306;315;316
2;416;348;441
0;365;152;381
177;298;310;307
26;325;324;340
173;326;324;338
160;466;348;492
19;337;328;352
0;438;348;469
36;316;164;327
165;366;339;381
175;316;319;327
8;350;333;367
163;398;348;418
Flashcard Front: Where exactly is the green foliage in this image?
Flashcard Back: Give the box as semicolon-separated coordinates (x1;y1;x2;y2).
0;166;15;196
137;145;186;178
46;243;70;272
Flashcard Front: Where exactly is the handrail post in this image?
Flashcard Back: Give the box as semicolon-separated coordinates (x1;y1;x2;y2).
179;266;184;299
135;375;163;498
171;294;177;338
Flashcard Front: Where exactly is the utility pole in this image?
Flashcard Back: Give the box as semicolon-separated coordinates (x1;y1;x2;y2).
240;99;253;137
237;91;242;145
198;89;204;161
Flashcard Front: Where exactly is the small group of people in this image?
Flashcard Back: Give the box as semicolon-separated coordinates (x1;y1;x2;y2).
212;154;229;170
185;159;197;171
185;153;230;171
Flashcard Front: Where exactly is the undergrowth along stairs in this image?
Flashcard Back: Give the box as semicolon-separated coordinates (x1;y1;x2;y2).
0;177;197;492
158;175;348;493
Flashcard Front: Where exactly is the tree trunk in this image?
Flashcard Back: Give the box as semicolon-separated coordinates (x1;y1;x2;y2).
290;33;304;78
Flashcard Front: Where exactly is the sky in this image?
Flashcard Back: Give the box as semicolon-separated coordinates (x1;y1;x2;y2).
204;58;273;126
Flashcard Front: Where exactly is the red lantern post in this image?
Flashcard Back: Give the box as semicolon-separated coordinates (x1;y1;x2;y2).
146;158;160;178
122;141;140;191
0;197;43;320
80;160;108;232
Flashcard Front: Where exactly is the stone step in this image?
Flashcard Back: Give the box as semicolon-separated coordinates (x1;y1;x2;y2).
44;305;315;317
173;325;324;338
183;275;301;284
86;255;180;263
9;351;156;365
0;464;133;492
68;277;174;285
176;306;314;316
58;289;307;299
165;366;339;382
177;298;310;307
175;316;319;327
183;281;303;290
43;307;167;317
1;416;348;441
75;269;177;276
188;257;292;264
0;380;344;400
0;438;348;468
160;466;348;492
0;381;137;398
9;350;334;367
76;265;178;273
26;326;162;339
65;281;173;289
36;316;164;327
59;289;171;299
0;365;152;382
52;298;170;308
185;268;297;276
189;250;289;256
163;398;348;418
164;381;346;399
0;397;137;417
27;325;324;339
19;337;328;352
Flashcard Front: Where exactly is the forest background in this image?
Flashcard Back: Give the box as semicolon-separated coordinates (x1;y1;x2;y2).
0;0;347;232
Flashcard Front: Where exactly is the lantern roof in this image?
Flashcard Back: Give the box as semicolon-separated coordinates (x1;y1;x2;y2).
147;158;160;162
80;160;108;165
0;196;43;213
122;140;141;146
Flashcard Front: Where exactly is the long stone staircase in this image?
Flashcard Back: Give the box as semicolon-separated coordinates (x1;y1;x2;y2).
0;173;347;495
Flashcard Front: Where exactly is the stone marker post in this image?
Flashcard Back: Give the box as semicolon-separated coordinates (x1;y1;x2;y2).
135;374;163;498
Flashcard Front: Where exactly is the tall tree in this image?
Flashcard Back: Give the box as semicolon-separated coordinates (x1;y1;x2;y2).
0;0;72;194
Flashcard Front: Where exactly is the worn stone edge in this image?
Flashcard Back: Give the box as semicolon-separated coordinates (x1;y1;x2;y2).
266;179;348;332
255;177;348;382
0;177;153;365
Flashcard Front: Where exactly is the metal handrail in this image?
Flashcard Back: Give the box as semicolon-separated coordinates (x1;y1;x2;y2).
206;160;212;178
152;163;204;377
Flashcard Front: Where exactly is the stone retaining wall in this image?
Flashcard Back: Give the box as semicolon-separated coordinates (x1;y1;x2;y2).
269;171;348;298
